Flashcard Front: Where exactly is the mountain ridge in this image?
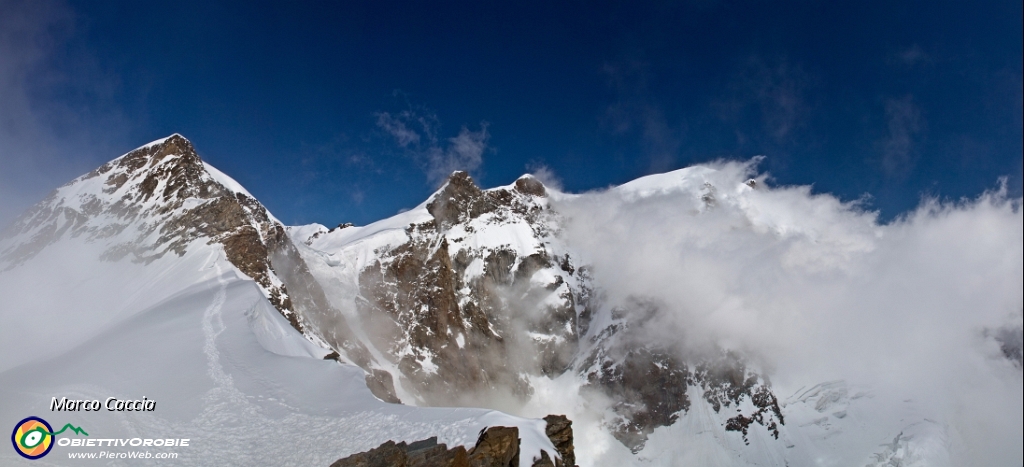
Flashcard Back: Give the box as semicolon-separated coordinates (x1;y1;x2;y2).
3;134;1020;466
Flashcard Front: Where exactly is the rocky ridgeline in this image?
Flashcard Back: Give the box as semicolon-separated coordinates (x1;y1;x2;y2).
330;415;576;467
354;171;588;406
342;171;784;451
0;135;371;364
3;135;789;454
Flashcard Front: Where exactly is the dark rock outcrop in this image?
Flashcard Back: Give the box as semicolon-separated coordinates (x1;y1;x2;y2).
331;416;576;467
329;437;469;467
467;427;520;467
988;323;1023;369
582;346;690;452
514;175;547;197
541;415;575;467
365;369;402;404
580;299;783;452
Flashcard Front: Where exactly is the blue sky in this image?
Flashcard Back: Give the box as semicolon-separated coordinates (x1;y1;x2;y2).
1;0;1021;227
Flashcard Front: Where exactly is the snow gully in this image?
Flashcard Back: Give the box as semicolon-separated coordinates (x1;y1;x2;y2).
50;397;156;412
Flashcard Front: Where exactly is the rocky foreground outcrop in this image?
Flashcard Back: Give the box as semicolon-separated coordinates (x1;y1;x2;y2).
330;415;576;467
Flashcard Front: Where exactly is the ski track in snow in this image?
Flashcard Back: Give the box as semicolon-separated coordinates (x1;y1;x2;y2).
4;140;1019;467
89;259;476;466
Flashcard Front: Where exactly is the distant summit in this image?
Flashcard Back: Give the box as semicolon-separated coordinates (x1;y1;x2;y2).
4;137;1015;465
2;134;345;337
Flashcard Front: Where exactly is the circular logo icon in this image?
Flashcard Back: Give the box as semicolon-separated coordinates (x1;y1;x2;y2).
12;417;54;460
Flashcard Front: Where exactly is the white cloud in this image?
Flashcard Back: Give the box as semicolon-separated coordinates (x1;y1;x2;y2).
375;111;423;148
527;163;563;191
376;108;489;185
425;124;489;185
552;160;1022;463
879;95;924;177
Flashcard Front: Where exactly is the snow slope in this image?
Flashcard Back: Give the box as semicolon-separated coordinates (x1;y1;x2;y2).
2;135;1019;466
0;136;557;466
293;162;1023;466
0;258;554;466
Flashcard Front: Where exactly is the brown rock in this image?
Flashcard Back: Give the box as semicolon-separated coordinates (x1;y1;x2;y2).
467;427;520;467
330;416;578;467
330;440;408;467
542;415;575;467
365;369;402;404
330;437;469;467
514;176;546;197
406;438;469;467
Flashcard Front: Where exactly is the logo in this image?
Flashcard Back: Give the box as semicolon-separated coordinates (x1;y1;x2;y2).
11;417;88;460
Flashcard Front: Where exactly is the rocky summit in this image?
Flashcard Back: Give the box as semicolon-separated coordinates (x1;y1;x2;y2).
0;134;371;362
1;135;789;454
65;137;787;453
0;133;1017;467
289;168;788;451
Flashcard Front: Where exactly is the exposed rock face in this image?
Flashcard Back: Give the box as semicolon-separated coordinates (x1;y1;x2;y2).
0;135;371;368
331;416;576;467
699;354;784;444
581;345;691;451
467;426;520;467
989;323;1023;369
329;437;469;467
305;170;784;452
541;415;575;467
1;135;295;324
353;172;587;405
579;299;784;452
365;369;402;404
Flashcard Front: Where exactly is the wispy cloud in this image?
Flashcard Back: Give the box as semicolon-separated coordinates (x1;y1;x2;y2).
376;106;489;186
717;56;813;145
602;60;684;172
376;111;430;148
526;162;563;191
0;0;131;229
878;95;924;177
428;124;488;184
895;44;930;67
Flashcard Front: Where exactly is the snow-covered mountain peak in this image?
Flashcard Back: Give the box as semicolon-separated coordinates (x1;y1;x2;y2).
3;136;1015;466
0;134;332;336
614;165;719;197
0;136;564;466
611;164;762;210
284;168;581;408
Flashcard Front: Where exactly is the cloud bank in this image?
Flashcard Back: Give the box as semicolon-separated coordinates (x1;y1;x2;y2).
549;160;1022;464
